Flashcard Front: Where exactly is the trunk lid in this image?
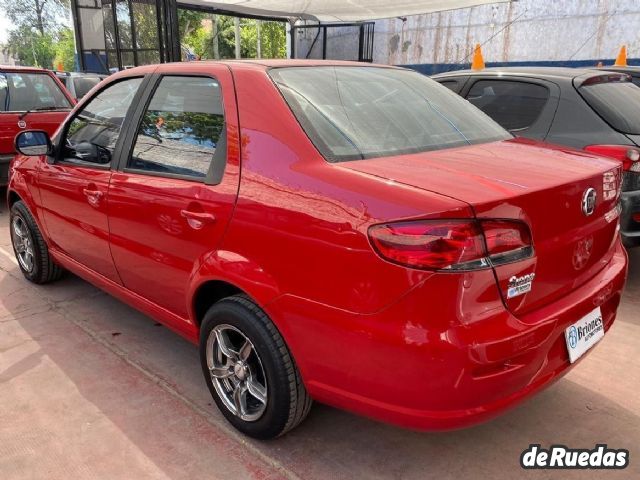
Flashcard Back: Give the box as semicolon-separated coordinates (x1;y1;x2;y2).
340;138;622;315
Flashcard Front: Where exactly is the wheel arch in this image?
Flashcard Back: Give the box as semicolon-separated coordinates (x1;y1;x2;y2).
192;279;245;329
189;250;282;331
7;189;22;209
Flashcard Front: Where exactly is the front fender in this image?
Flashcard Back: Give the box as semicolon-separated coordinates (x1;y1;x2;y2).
7;156;45;233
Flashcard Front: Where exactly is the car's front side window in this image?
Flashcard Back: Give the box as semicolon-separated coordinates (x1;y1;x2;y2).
63;77;143;165
127;75;225;180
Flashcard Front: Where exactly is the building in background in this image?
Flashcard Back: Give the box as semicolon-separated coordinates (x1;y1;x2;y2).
294;0;640;73
0;50;18;66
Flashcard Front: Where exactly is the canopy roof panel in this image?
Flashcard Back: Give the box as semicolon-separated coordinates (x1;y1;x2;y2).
178;0;509;22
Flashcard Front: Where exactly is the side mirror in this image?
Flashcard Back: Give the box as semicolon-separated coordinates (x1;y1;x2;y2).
15;130;53;157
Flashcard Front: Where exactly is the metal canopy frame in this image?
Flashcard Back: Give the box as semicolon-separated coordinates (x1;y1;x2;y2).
292;22;375;62
71;0;376;72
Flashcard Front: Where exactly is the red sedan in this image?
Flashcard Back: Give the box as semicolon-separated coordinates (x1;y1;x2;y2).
7;60;627;439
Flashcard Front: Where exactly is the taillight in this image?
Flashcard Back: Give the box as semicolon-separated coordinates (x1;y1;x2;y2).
368;219;533;271
584;144;640;172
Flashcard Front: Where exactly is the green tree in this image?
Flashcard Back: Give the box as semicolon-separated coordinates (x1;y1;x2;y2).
177;13;286;61
54;27;76;71
0;0;70;36
1;0;71;68
4;25;57;68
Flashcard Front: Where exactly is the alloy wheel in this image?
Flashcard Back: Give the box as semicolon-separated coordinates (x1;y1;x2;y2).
11;216;35;273
206;324;268;421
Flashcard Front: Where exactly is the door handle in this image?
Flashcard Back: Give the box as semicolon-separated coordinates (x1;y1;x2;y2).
82;188;103;198
82;187;103;207
181;210;216;229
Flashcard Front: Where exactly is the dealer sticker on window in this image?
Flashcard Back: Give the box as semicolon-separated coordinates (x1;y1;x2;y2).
564;307;604;363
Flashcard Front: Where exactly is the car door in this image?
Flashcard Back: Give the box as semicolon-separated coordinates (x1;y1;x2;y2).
460;76;560;140
38;76;148;283
107;66;240;319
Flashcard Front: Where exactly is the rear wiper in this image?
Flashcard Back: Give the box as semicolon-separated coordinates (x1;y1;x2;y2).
19;106;67;120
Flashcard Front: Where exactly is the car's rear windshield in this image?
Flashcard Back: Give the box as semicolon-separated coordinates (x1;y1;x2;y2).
0;72;71;112
73;76;102;99
268;67;511;162
579;80;640;134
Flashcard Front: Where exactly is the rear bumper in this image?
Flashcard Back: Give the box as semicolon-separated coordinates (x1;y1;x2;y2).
270;240;628;431
620;190;640;247
0;154;11;187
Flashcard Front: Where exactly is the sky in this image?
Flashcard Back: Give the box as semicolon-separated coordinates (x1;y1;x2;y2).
0;8;72;44
0;14;14;43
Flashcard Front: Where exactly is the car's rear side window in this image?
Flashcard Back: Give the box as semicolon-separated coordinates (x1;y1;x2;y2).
0;72;71;111
466;80;549;132
73;77;102;99
269;67;510;163
437;79;461;93
128;76;225;179
579;80;640;134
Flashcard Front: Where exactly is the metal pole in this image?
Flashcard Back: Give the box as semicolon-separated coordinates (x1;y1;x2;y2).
256;20;261;59
234;17;241;59
212;14;219;59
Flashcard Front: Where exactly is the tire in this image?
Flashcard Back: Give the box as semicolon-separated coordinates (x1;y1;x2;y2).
199;294;312;439
9;201;63;284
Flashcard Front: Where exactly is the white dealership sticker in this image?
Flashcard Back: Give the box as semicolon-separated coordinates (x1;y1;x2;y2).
564;307;604;363
507;273;535;299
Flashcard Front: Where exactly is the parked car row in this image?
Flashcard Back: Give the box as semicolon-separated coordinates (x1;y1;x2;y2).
5;60;629;439
1;66;109;187
55;71;108;102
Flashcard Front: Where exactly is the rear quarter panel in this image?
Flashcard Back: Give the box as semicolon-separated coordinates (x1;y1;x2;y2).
218;65;474;314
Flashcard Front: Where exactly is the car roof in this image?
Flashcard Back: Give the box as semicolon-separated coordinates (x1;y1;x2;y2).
112;59;401;77
432;66;600;81
56;71;106;77
199;59;395;69
594;65;640;74
0;64;55;74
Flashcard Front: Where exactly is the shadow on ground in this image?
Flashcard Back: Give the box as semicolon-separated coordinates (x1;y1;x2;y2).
0;226;639;479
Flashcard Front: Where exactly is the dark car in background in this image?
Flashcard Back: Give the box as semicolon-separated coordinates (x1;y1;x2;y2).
432;67;640;247
55;71;107;101
0;66;74;186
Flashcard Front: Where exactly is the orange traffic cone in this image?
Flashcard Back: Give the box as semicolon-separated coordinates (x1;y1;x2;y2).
471;43;485;70
614;45;627;67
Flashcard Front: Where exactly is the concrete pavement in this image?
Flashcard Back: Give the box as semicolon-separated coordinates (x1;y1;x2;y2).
0;204;639;480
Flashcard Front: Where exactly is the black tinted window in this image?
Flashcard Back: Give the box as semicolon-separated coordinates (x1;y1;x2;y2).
0;72;71;111
466;80;549;131
65;77;143;164
73;77;102;99
579;81;640;134
128;76;224;179
269;67;509;162
438;80;460;92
